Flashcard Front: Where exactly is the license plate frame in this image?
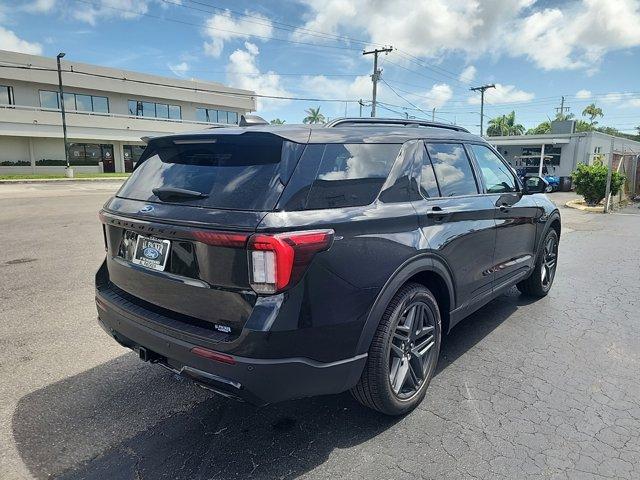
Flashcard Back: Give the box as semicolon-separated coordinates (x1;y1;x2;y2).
132;235;171;271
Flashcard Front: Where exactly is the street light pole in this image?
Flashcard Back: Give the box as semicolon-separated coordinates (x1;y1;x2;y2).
56;52;72;176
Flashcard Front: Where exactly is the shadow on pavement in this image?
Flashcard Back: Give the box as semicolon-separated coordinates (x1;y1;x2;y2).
12;289;523;480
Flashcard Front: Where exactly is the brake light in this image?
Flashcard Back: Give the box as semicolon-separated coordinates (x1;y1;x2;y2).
191;231;249;248
247;230;334;294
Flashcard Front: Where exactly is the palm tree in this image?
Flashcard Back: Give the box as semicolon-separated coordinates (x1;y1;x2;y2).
486;111;524;136
270;118;286;125
303;107;325;124
582;103;603;127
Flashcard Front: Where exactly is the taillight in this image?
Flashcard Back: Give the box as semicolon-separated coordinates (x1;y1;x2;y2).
247;230;334;294
191;230;248;248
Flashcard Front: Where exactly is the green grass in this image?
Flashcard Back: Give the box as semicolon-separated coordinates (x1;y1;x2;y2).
0;172;130;180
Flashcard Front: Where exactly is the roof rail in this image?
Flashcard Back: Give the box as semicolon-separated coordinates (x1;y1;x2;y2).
324;117;469;133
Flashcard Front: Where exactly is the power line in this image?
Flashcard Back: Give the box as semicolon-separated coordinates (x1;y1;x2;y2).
171;0;383;49
72;0;363;52
0;63;359;103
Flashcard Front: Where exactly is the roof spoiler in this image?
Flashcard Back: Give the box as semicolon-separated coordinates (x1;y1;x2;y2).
324;117;469;133
239;114;269;127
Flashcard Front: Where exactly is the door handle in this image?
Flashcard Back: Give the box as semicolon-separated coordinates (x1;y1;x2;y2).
499;205;510;212
426;206;449;219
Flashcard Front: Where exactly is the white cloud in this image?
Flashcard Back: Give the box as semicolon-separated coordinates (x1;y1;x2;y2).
468;83;534;105
629;98;640;108
71;0;181;26
421;83;453;108
168;61;189;77
203;10;273;58
24;0;56;13
600;92;635;104
576;89;592;99
293;0;640;71
73;0;150;25
459;65;476;84
226;42;290;111
0;26;42;55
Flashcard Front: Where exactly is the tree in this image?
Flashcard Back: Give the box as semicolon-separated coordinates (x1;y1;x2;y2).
270;118;286;125
486;111;525;136
526;121;551;135
302;107;325;124
582;103;603;127
555;112;575;122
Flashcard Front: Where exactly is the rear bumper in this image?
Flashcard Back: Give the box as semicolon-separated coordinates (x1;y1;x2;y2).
96;291;367;405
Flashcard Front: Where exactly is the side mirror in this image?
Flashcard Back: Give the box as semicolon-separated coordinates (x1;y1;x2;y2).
523;176;549;195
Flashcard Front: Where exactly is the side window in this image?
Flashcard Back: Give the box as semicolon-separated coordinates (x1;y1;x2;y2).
469;144;517;193
419;145;440;198
425;143;478;197
305;143;401;209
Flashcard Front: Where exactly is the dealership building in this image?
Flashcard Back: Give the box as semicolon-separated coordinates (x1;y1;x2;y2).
0;49;256;174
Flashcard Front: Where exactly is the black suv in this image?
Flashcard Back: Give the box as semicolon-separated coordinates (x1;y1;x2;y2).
96;118;560;415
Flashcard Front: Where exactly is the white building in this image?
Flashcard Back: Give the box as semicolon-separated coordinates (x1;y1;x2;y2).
488;122;640;180
0;50;256;174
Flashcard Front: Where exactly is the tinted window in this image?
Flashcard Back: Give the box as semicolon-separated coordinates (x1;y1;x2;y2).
305;144;401;209
117;134;301;211
470;144;517;193
425;143;478;197
196;108;207;122
128;100;136;115
420;145;440;198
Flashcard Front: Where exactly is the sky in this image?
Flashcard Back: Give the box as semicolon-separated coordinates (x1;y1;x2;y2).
1;0;640;134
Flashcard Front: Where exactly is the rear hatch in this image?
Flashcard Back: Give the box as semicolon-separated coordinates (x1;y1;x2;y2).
100;131;306;335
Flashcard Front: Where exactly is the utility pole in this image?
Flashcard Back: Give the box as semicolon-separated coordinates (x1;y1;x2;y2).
604;137;614;213
555;96;570;120
363;46;393;117
470;84;495;136
56;52;72;177
358;99;364;117
432;108;436;122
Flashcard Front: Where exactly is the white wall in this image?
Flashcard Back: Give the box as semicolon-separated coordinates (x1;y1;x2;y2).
0;136;29;165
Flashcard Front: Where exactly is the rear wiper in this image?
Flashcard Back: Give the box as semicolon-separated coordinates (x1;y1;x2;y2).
152;187;209;201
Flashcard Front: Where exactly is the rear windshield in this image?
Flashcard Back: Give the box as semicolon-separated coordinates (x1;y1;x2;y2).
117;133;302;211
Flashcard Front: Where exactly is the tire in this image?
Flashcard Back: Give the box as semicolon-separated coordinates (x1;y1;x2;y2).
517;229;559;297
351;282;442;416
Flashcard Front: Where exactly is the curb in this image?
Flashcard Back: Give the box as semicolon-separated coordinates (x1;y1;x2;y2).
565;199;604;213
0;177;129;184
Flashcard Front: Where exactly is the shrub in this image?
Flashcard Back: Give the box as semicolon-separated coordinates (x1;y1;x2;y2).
571;161;625;206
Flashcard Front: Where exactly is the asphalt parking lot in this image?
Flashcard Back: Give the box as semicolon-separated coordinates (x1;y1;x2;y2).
1;182;639;480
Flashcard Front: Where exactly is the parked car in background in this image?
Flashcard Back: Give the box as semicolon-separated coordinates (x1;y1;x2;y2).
96;117;561;416
516;165;559;192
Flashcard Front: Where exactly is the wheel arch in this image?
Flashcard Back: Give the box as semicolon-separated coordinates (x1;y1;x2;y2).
356;254;455;355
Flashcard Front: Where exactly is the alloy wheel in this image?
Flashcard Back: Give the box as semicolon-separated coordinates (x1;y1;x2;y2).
541;235;558;288
389;301;437;399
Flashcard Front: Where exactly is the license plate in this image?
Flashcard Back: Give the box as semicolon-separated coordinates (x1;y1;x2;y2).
132;235;171;271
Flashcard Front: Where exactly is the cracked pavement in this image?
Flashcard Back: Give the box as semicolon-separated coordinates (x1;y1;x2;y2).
0;182;639;480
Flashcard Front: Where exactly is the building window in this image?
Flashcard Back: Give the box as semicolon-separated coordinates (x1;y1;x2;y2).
195;107;239;124
169;104;181;120
1;85;15;105
39;90;109;113
128;99;182;120
40;90;59;109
